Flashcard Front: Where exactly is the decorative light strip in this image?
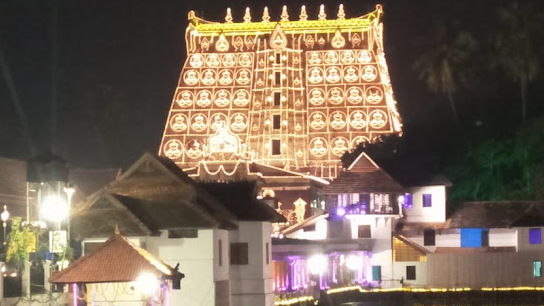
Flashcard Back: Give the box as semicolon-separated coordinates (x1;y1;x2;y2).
194;19;374;34
275;295;315;305
326;285;544;295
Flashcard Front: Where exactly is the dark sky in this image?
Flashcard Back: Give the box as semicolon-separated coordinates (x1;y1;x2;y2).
0;0;540;169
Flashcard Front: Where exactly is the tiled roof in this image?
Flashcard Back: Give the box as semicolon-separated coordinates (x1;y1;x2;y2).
447;201;544;228
321;152;405;194
69;168;120;205
50;233;181;284
72;153;241;239
198;181;287;223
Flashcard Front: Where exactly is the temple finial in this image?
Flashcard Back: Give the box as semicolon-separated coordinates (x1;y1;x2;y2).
244;7;251;23
318;4;327;20
299;5;308;21
114;223;120;235
280;6;289;21
337;4;345;20
262;7;270;22
188;10;196;21
225;8;233;23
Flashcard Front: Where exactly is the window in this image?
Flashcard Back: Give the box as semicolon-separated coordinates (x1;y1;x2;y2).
337;193;359;207
422;194;432;207
218;239;223;266
273;92;281;106
423;229;435;246
461;228;489;248
358;225;371;238
274;72;281;85
403;194;413;208
273;115;281;129
168;229;198;238
372;266;381;281
530;228;542;244
230;242;249;265
406;266;416;280
266;243;270;265
535;261;542;278
271;139;281;155
275;52;281;64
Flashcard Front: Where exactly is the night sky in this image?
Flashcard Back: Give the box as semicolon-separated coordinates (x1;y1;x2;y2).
0;0;542;171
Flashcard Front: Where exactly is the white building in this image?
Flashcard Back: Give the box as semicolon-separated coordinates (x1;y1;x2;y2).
72;153;285;306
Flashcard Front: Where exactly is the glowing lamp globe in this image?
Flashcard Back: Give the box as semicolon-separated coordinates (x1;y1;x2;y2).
134;272;159;295
336;207;346;217
1;205;9;222
308;255;327;275
41;195;68;222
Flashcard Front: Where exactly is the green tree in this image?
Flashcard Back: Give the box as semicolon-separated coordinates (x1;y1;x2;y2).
413;21;478;127
492;1;542;120
449;116;544;202
6;217;37;272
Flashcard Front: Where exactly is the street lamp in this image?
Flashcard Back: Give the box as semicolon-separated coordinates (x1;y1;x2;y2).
64;186;75;244
1;205;10;246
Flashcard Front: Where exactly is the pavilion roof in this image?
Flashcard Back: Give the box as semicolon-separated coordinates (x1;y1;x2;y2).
50;232;182;284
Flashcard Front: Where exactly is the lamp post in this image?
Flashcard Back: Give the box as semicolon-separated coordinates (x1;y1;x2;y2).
63;186;75;245
1;205;10;246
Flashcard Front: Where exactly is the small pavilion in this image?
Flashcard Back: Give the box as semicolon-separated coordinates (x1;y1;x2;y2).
49;228;184;306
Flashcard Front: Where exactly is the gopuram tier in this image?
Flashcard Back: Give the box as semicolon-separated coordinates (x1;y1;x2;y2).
159;4;402;180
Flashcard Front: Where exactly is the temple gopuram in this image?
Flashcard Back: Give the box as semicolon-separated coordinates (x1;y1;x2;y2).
159;4;402;220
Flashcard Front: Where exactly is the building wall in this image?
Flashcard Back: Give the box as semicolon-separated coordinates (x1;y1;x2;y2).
518;227;543;252
407;228;517;253
287;218;328;240
368;217;395;288
427;250;544;288
404;186;446;223
489;228;518;248
229;221;274;306
145;229;220;306
392;262;427;288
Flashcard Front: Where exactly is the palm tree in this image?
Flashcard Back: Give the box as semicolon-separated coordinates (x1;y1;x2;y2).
492;1;542;121
413;21;477;127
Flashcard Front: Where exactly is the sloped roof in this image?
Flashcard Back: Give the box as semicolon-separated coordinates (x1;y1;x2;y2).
198;181;286;223
69;168;120;206
393;234;430;255
281;212;329;235
50;232;181;284
73;153;240;239
447;201;544;228
321;152;405;194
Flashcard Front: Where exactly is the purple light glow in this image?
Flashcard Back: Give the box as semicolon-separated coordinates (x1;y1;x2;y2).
336;207;346;216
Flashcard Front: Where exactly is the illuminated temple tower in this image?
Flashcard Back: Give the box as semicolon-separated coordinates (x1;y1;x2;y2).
159;5;402;217
160;4;401;177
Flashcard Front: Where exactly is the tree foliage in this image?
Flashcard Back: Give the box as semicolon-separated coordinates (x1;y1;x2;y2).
448;116;544;202
491;1;542;120
413;20;478;126
5;217;37;272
